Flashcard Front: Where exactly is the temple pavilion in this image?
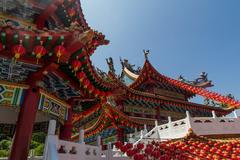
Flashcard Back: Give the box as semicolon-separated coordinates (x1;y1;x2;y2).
0;1;239;160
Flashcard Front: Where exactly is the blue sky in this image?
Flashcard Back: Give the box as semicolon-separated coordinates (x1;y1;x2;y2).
81;0;240;104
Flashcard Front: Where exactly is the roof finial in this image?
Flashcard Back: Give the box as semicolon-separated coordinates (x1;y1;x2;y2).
106;57;115;74
143;49;150;60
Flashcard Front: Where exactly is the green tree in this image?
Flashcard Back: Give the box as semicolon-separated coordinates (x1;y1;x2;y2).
0;139;11;150
32;132;46;143
35;144;44;156
0;150;9;157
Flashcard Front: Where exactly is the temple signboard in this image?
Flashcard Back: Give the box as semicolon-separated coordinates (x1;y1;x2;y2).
38;90;69;122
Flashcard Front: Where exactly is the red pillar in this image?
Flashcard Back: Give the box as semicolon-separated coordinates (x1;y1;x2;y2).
116;128;124;142
59;107;73;140
156;107;160;120
9;86;40;160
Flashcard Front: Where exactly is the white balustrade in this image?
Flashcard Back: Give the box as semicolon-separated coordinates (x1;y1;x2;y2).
43;120;102;160
43;120;129;160
132;110;240;145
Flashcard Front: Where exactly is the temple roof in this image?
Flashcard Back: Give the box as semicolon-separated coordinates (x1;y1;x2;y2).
129;59;195;99
117;55;240;109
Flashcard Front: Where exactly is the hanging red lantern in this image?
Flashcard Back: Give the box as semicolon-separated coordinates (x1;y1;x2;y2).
120;145;128;153
88;85;95;93
54;43;67;63
33;42;47;64
12;41;26;62
76;71;86;81
83;79;90;88
136;143;144;150
133;153;145;160
126;143;133;149
93;89;100;97
71;59;82;75
126;149;135;157
68;8;76;17
144;147;153;155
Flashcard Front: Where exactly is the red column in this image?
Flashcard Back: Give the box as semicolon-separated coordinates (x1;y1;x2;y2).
116;128;124;142
9;86;40;160
59;107;73;140
156;107;160;120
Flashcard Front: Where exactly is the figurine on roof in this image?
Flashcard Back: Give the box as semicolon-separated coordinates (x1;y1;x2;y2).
106;57;115;74
194;72;208;84
178;75;186;82
226;93;235;100
96;67;108;79
178;72;213;88
143;49;150;60
120;58;141;74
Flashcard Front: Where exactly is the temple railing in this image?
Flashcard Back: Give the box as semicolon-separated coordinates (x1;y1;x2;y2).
43;120;128;160
132;110;240;145
43;120;102;160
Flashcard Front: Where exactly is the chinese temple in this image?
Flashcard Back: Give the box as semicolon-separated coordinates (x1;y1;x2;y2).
0;1;240;160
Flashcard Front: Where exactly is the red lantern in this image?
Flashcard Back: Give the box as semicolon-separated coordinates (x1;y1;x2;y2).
83;79;90;88
54;43;67;63
71;60;82;74
68;8;76;17
152;150;161;159
126;143;133;149
134;153;145;160
33;43;47;64
146;144;153;149
126;149;134;157
76;71;86;81
93;89;100;97
88;85;95;93
12;42;26;62
136;143;144;150
144;147;153;155
120;145;128;153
